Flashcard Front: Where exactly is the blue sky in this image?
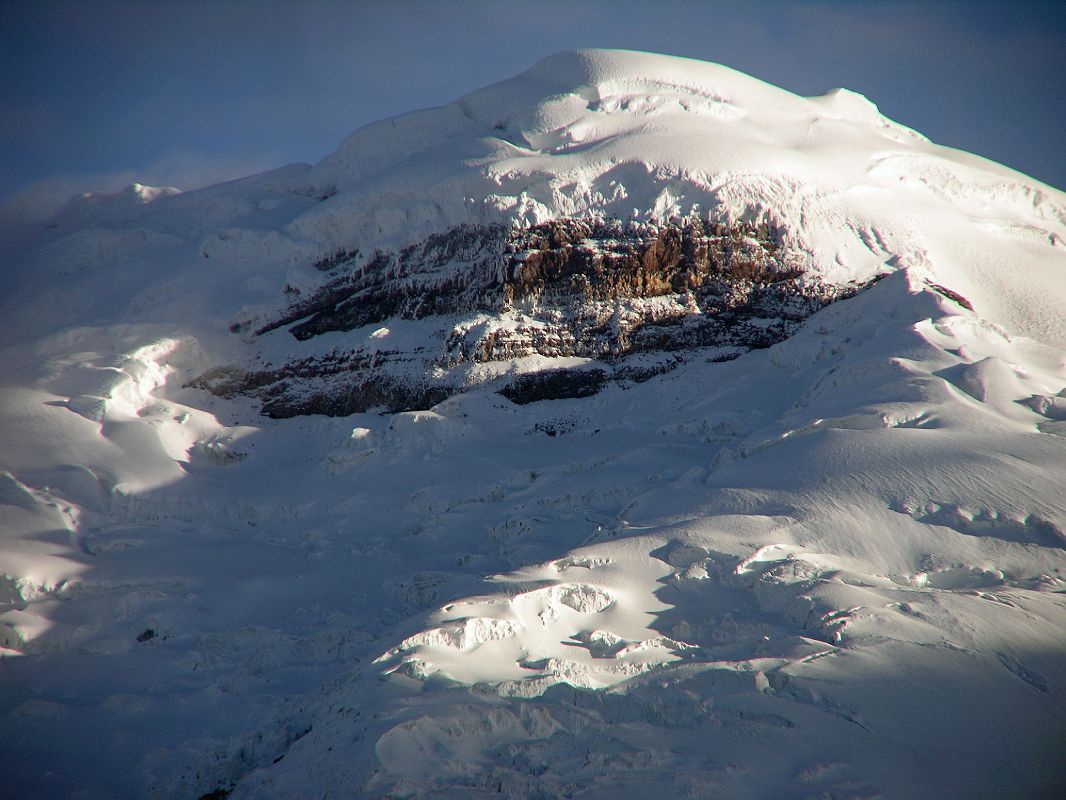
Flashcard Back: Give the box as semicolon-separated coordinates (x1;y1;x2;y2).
2;0;1064;219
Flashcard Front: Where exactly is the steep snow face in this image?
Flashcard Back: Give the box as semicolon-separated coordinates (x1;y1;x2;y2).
1;49;1066;800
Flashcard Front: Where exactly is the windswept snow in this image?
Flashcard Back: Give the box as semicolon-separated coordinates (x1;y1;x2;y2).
1;49;1065;799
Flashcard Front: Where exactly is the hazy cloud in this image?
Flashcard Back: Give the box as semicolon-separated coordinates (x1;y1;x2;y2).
0;147;285;238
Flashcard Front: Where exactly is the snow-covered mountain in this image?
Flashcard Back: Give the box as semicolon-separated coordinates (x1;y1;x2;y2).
1;49;1065;799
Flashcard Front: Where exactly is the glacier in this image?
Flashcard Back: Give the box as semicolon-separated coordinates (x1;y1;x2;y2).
1;49;1065;798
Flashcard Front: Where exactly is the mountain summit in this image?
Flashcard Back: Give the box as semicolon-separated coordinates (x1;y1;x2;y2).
1;50;1065;799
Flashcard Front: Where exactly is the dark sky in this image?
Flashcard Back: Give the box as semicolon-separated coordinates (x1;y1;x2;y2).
2;0;1064;219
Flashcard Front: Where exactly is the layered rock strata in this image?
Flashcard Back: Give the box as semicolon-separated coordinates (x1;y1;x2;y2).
193;217;876;416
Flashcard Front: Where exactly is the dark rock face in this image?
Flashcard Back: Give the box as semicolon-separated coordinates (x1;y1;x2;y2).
928;282;974;311
256;225;508;341
191;217;877;416
189;354;453;419
498;368;609;405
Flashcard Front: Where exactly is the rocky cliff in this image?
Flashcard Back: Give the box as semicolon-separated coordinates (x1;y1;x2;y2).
193;216;877;416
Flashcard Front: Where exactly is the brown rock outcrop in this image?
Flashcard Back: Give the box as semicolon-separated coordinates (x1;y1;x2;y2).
191;216;876;416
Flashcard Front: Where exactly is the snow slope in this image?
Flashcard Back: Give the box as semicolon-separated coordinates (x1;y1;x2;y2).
1;49;1065;798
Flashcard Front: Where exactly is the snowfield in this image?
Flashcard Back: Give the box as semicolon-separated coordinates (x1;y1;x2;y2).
1;49;1065;798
